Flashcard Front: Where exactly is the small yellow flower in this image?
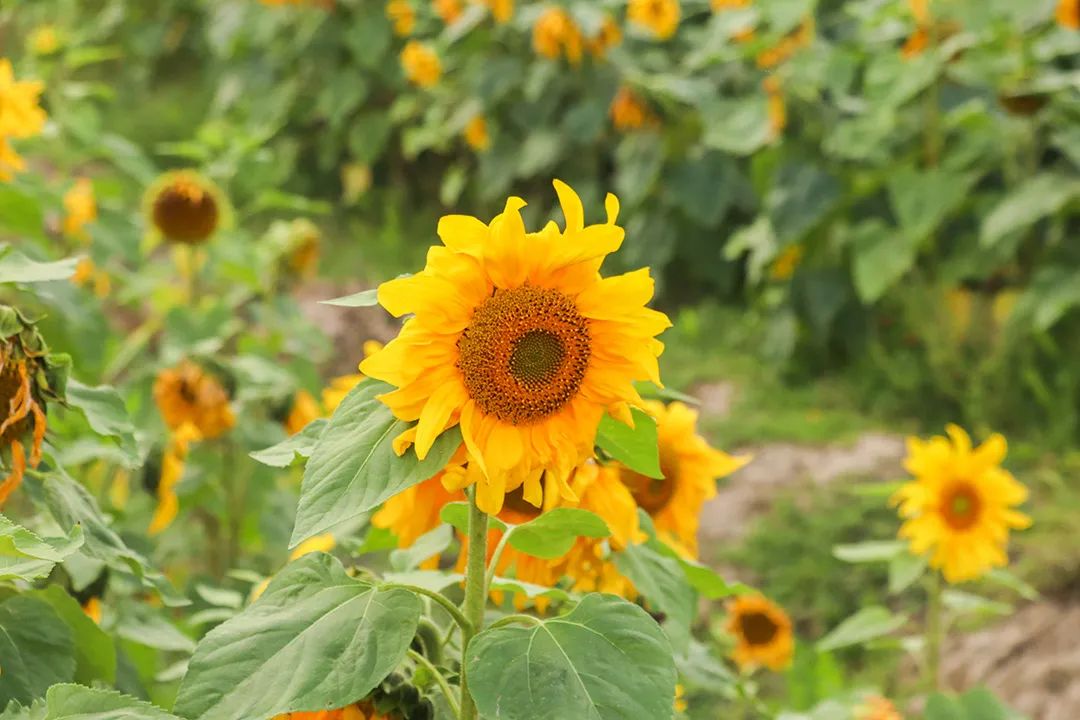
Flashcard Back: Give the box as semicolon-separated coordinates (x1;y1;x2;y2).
0;59;47;139
28;26;61;56
610;86;657;131
1058;0;1080;29
770;243;801;281
855;695;904;720
892;425;1031;583
341;163;373;203
674;683;687;713
400;40;441;88
154;361;235;439
587;14;622;58
71;257;112;298
726;594;794;671
385;0;416;36
464;115;490;151
474;0;513;23
756;17;813;68
434;0;463;23
628;0;681;40
144;170;228;245
63;178;97;242
532;7;584;65
81;597;103;625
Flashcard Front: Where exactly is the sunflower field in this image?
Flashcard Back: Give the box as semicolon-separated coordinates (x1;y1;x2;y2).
0;0;1078;718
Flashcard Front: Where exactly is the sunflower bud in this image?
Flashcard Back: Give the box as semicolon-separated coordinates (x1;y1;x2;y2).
144;170;229;245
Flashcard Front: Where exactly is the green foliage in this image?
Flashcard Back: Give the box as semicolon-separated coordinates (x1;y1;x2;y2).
595;408;662;479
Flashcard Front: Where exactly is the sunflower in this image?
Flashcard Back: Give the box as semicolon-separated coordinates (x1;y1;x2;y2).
28;26;62;56
475;0;513;23
855;696;903;720
617;399;748;558
154;361;235;439
321;340;383;413
756;17;813;68
434;0;462;23
400;41;441;88
0;59;46;139
532;8;584;65
144;170;228;246
374;462;466;569
627;0;680;40
63;178;97;242
360;180;670;515
892;425;1030;583
586;14;622;58
726;594;794;671
71;257;112;298
1058;0;1080;29
285;390;321;435
610;86;657;131
464;115;490;152
385;0;415;36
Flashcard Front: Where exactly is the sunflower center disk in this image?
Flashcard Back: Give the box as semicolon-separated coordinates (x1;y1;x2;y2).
943;482;981;530
740;611;779;646
457;286;590;425
152;180;219;244
621;470;675;515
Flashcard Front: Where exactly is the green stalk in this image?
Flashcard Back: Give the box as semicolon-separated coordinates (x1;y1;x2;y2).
458;490;489;720
924;570;944;693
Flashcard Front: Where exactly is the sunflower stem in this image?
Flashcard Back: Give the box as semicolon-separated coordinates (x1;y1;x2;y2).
459;489;489;720
924;570;944;693
483;528;513;590
408;649;461;720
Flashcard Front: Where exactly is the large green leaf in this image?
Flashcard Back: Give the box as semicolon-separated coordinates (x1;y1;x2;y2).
595;408;661;480
64;380;138;466
0;514;84;582
831;540;906;564
174;553;421;720
0;190;44;240
887;165;973;244
981;174;1080;247
850;220;916;304
249;418;327;467
816;606;907;652
466;593;676;720
613;543;695;653
0;245;78;284
291;380;462;548
506;508;611;559
0;596;75;707
43;685;182;720
29;586;116;685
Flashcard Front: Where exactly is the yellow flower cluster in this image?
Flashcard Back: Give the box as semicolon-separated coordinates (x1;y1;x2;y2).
628;0;681;41
0;59;47;182
385;0;415;36
474;0;513;24
435;0;463;24
610;86;658;132
463;115;490;151
400;41;441;88
532;7;584;65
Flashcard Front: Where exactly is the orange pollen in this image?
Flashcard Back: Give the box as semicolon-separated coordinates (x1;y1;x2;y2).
457;286;590;425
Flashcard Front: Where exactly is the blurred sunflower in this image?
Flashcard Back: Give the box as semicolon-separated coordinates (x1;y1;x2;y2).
617;400;748;557
144;170;228;246
27;26;62;56
475;0;513;23
726;594;794;671
0;139;25;182
463;115;490;151
769;244;801;281
586;14;622;58
532;7;584;65
434;0;462;23
855;696;903;720
385;0;415;36
0;59;47;181
71;257;112;299
763;75;786;138
284;390;321;435
400;41;441;88
628;0;680;40
1059;0;1080;29
360;180;670;515
756;17;813;68
273;701;393;719
63;177;97;242
0;308;64;507
892;424;1030;583
321;339;383;414
610;86;657;131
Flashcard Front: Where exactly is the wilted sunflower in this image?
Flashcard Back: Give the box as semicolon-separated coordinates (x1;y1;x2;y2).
400;41;441;88
360;180;670;515
532;7;584;65
0;307;66;507
610;86;657;132
144;170;228;245
154;361;235;439
627;0;681;40
726;594;794;671
892;425;1030;583
855;696;903;720
63;178;97;242
463;115;490;151
617;400;748;557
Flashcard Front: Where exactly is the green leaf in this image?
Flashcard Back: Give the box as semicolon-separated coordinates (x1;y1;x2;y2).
317;289;378;307
0;698;45;720
389;526;453;571
941;590;1011;619
114;602;195;653
249;419;327;467
291;379;462;548
44;685;182;720
981;174;1080;248
831;540;906;564
595;408;661;479
0;246;78;284
850;220;917;303
440;502;507;534
701;98;771;156
887;165;973;244
0;596;75;707
466;593;676;720
488;577;573;603
613;543;695;653
174;553;421;720
638;511;751;599
382;570;464;593
925;693;964;720
507;508;610;560
816;606;907;652
0;189;44;239
767;162;840;244
957;687;1013;720
29;586;115;685
64;380;138;465
0;514;84;581
888;552;927;595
